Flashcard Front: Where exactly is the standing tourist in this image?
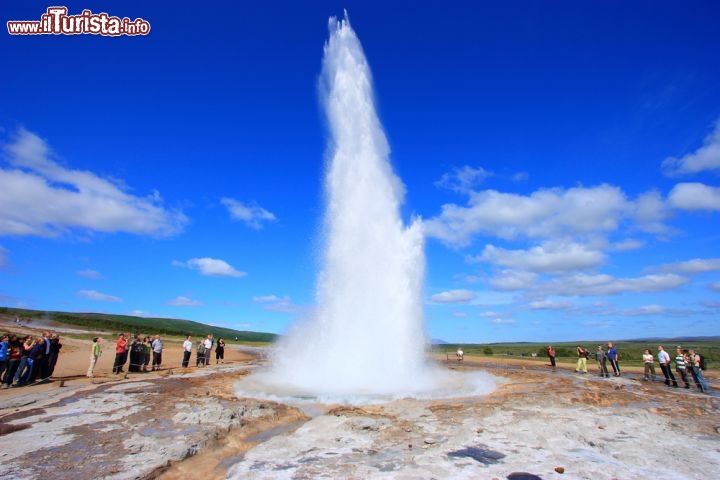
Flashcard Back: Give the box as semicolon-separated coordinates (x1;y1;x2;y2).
456;347;464;361
48;334;62;377
688;349;709;393
151;335;163;371
575;345;588;373
87;337;102;378
657;346;678;387
196;339;206;367
674;347;691;389
595;345;610;378
113;333;128;374
142;336;152;372
0;334;9;380
2;336;21;388
642;349;656;381
215;338;225;364
203;335;213;366
607;342;621;377
547;345;557;371
182;335;193;368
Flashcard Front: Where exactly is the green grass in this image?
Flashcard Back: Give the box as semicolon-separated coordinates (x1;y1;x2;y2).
0;306;277;344
433;339;719;369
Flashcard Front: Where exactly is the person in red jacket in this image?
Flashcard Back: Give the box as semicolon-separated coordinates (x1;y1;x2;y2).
113;333;128;374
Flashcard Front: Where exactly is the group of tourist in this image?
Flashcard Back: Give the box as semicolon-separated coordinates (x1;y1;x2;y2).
181;334;225;368
566;343;710;394
0;331;62;388
104;333;165;376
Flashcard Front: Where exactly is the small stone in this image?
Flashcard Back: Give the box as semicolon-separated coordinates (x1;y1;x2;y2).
476;427;484;433
555;466;565;474
424;438;436;445
408;444;412;449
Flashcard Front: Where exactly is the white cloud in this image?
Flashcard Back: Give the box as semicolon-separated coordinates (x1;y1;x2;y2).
653;258;720;274
429;289;476;303
592;304;666;316
221;197;276;229
174;257;246;277
78;290;122;302
662;120;720;176
472;241;605;273
168;296;202;307
435;165;493;194
710;283;720;293
491;318;516;325
537;273;688;297
424;184;633;247
529;299;574;310
479;311;500;318
0;128;187;237
0;246;7;267
667;182;720;211
252;295;301;313
77;269;102;278
489;270;538;291
129;309;151;317
451;311;467;318
608;239;645;251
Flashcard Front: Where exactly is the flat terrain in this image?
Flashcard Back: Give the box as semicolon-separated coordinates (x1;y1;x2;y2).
1;321;718;479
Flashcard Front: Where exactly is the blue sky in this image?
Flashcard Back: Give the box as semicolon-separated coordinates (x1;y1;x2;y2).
1;1;719;343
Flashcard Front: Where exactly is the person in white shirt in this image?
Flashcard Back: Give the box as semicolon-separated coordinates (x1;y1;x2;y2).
456;347;464;361
151;335;163;371
203;335;213;366
642;349;655;380
181;335;192;368
657;345;677;387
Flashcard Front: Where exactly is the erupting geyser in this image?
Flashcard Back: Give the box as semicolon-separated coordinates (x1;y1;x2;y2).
237;14;495;402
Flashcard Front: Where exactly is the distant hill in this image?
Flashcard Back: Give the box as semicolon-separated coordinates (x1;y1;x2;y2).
0;306;277;343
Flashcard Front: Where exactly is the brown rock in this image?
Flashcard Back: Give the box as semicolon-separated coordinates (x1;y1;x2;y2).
555;466;565;474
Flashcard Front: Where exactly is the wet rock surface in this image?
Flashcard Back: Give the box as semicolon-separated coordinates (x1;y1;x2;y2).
1;357;718;479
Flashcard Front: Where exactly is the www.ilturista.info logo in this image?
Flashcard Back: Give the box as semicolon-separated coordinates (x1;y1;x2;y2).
7;7;151;36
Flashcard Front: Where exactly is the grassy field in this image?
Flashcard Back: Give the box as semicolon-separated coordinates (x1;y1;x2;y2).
433;339;720;369
0;306;277;344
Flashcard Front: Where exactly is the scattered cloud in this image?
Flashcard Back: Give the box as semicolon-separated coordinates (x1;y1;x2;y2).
592;304;665;316
652;258;720;274
221;197;276;229
667;183;720;211
710;283;720;293
0;128;187;237
77;269;102;278
0;246;7;267
173;257;246;277
489;270;538;291
471;241;605;273
451;311;467;318
529;299;574;310
129;309;151;317
490;318;516;325
435;165;493;194
511;171;529;182
168;296;202;307
424;184;634;247
252;295;301;313
608;239;645;251
662;120;720;176
78;290;122;302
479;311;500;318
536;273;688;297
429;289;476;303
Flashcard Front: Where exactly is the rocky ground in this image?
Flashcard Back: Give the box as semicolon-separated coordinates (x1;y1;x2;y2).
1;348;718;480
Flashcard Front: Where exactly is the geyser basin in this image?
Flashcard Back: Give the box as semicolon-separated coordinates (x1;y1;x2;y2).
235;366;498;406
238;13;497;402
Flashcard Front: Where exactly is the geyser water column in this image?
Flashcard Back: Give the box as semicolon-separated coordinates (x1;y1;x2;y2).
267;14;432;396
